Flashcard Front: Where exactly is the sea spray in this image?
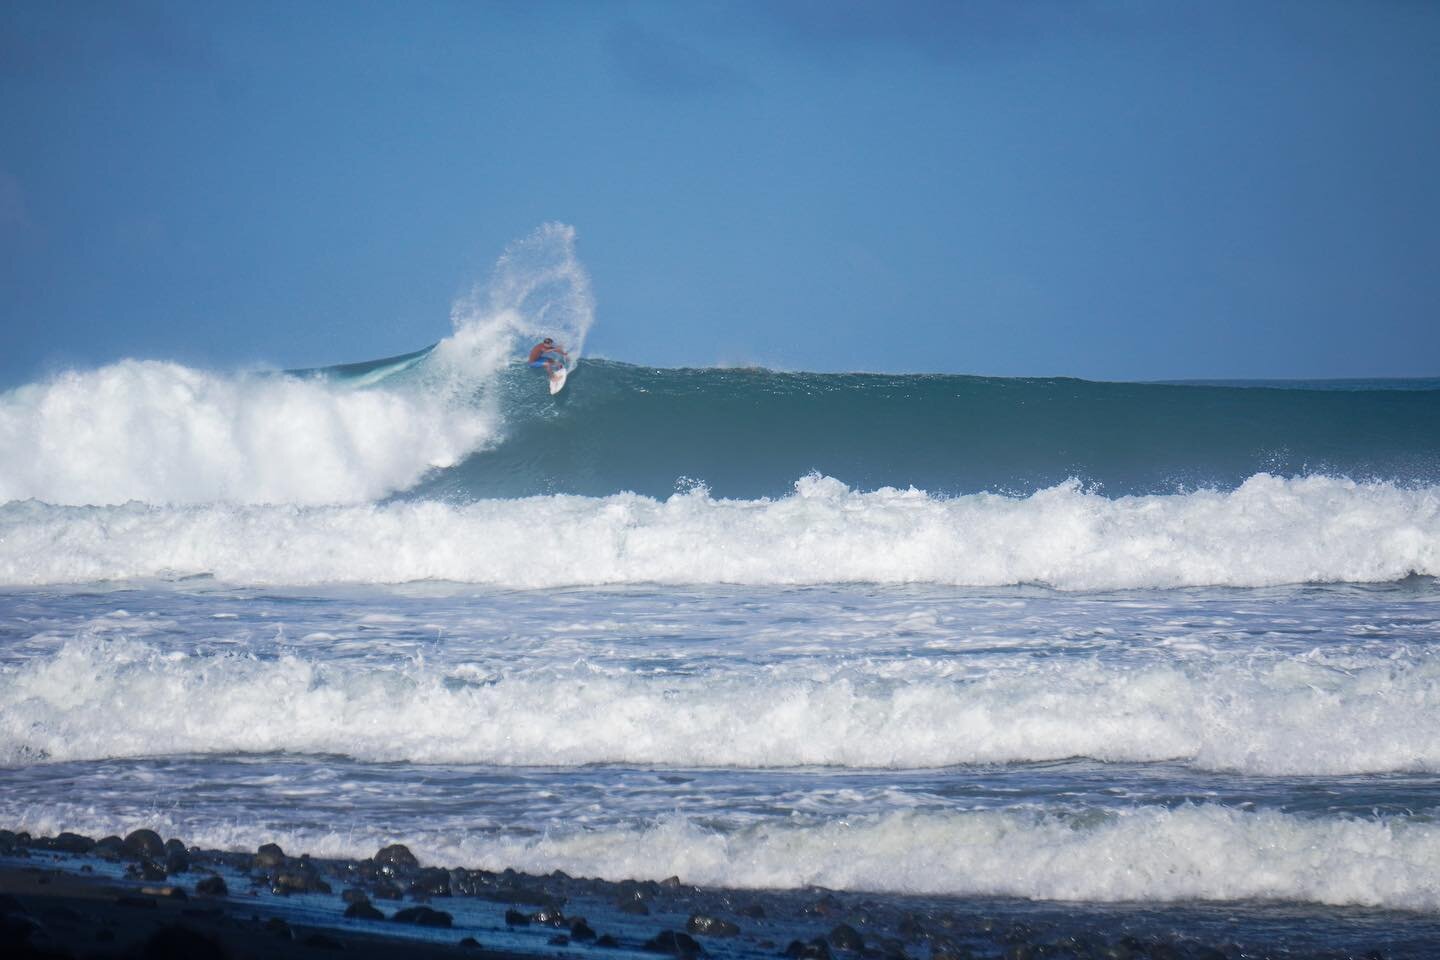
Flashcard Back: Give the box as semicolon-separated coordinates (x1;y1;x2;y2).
0;224;594;506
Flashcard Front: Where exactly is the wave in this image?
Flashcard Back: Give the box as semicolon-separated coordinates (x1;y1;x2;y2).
409;363;1440;501
0;223;593;507
1;473;1434;590
6;633;1440;775
7;804;1438;910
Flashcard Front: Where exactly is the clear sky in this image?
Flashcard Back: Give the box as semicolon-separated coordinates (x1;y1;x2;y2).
2;0;1438;386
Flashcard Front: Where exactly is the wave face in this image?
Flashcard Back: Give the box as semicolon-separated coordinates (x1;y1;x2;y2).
2;473;1434;589
412;363;1440;502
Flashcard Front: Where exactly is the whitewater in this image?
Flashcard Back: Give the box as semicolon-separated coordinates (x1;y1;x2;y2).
3;227;1440;948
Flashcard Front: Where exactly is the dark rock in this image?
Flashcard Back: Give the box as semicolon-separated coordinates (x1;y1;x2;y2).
571;919;597;941
505;909;531;926
806;895;844;917
345;901;385;921
122;828;165;860
140;859;168;881
93;836;125;861
393;905;453;928
549;935;571;946
645;930;704;957
660;876;683;887
195;875;228;897
687;915;740;937
50;832;95;854
166;849;191;874
371;879;404;900
410;866;451;896
597;934;620;948
618;899;651;915
375;844;419;873
739;903;767;919
274;869;331;894
341;888;369;905
460;937;482;949
141;924;228;960
829;924;864;951
256;843;287;868
532;907;566;927
785;938;832;960
164;838;187;856
266;916;294;939
305;932;344;949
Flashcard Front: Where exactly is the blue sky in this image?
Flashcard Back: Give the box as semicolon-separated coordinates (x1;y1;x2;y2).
2;0;1437;385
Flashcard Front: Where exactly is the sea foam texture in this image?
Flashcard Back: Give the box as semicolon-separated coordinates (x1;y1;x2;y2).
5;805;1439;911
1;473;1435;589
5;634;1440;775
0;223;593;507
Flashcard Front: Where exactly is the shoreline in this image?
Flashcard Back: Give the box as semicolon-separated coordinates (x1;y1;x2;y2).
2;828;1436;960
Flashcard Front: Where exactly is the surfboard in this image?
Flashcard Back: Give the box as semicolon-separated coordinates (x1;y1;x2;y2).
548;365;568;395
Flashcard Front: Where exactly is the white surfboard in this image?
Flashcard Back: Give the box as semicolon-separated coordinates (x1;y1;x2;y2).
548;365;569;395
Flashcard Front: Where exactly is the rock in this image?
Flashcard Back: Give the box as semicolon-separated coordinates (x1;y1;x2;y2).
687;915;740;937
645;930;704;957
393;905;453;928
341;888;369;904
660;876;683;887
460;936;482;949
93;836;125;861
195;876;229;897
505;909;531;926
549;935;571;946
739;903;766;919
618;899;651;915
256;843;287;868
372;879;404;900
375;844;419;873
598;934;620;948
273;869;331;894
140;859;168;881
532;907;566;926
830;924;864;951
411;866;451;896
122;829;165;860
571;919;597;941
345;901;385;921
265;916;294;939
785;938;832;960
165;849;191;874
50;832;96;854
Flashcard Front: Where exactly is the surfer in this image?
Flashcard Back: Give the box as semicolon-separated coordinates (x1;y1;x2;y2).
527;337;568;374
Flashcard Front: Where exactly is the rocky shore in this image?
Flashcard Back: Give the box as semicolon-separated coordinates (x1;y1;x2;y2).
0;828;1427;960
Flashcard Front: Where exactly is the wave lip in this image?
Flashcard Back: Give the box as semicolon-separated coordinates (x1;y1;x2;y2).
6;637;1440;775
1;473;1435;590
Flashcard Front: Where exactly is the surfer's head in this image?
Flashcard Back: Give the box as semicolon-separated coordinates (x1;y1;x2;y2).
543;337;554;345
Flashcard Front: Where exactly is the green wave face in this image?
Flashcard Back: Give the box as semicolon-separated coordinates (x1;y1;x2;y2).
403;360;1440;501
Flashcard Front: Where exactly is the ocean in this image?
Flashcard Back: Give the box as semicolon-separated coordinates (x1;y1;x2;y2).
2;229;1439;956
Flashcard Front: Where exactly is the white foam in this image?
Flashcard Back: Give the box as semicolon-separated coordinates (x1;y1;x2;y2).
0;473;1434;589
5;636;1440;775
9;804;1439;910
0;223;593;507
0;360;494;505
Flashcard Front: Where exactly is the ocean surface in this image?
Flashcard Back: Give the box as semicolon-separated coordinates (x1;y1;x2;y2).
2;230;1439;954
